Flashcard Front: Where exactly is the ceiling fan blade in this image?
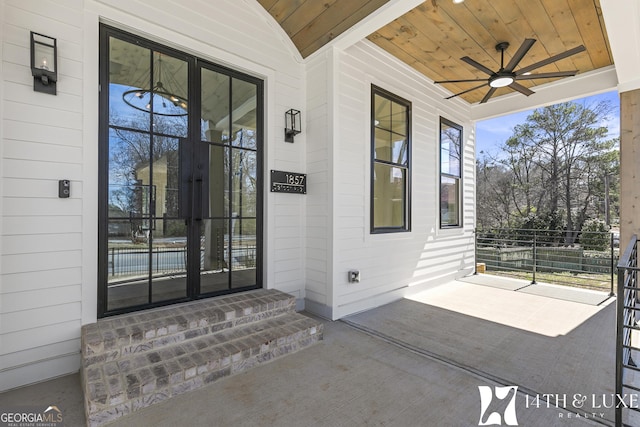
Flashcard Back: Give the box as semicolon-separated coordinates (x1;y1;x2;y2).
461;56;495;76
444;83;488;100
505;38;536;72
434;78;488;84
508;82;535;96
516;45;586;75
480;87;497;104
515;70;578;80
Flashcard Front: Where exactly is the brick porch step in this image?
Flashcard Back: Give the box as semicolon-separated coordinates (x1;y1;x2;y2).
80;290;323;426
81;289;297;365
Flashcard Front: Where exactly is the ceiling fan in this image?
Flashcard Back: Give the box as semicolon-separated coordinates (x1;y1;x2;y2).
434;39;586;103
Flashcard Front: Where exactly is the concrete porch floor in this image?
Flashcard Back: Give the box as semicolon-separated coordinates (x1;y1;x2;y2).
0;278;616;426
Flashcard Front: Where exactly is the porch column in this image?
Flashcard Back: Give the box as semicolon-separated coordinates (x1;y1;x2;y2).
620;89;640;246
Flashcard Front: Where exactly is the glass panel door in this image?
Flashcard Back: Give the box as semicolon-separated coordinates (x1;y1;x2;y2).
104;35;189;312
99;25;262;317
199;67;260;294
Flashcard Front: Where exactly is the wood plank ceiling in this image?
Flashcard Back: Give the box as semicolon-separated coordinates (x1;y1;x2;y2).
258;0;613;104
257;0;390;59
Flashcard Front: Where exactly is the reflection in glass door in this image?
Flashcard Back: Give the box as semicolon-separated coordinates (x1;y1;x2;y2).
99;25;262;317
199;69;259;294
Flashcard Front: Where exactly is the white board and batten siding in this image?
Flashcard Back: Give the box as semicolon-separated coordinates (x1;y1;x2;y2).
0;0;307;391
306;40;476;320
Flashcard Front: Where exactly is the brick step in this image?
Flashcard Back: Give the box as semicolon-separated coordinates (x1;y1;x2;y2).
81;289;296;366
80;290;324;426
82;311;323;426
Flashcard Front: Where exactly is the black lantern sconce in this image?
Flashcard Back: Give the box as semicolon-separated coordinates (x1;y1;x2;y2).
284;109;301;143
30;32;57;95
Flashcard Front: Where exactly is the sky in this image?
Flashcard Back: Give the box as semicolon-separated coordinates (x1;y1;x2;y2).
475;90;620;158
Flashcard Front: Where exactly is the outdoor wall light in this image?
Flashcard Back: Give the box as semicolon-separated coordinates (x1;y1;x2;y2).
285;109;301;143
30;31;57;95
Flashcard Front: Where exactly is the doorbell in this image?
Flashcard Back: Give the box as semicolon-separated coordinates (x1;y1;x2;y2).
58;179;70;198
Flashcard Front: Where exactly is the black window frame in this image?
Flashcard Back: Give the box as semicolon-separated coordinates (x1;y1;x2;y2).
370;85;411;234
439;117;463;229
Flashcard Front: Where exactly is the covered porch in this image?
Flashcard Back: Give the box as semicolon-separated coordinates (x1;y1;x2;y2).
1;277;616;426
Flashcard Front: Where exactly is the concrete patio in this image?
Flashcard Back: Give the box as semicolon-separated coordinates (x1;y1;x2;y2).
0;276;616;426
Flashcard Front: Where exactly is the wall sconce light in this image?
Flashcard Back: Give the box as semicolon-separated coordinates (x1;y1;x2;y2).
30;31;57;95
285;109;301;143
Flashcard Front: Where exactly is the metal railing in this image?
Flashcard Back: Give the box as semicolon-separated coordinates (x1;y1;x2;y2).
616;234;640;427
109;246;187;278
108;244;257;280
475;228;617;294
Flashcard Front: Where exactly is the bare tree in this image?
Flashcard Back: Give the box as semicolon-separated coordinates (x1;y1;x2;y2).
477;100;618;236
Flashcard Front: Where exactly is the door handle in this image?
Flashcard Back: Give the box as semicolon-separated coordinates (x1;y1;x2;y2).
193;177;203;221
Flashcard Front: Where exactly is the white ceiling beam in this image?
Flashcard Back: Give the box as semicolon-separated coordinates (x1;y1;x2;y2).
600;0;640;93
470;66;619;121
304;0;424;62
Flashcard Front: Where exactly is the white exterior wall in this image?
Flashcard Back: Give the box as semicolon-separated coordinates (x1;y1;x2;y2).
1;0;86;392
0;0;306;391
1;0;478;390
304;49;336;319
304;41;476;320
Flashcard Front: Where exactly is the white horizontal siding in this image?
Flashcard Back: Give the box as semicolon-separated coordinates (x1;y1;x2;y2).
329;41;475;319
1;0;307;392
304;52;333;310
1;324;80;367
0;353;80;392
2;268;82;293
2;120;83;146
2;250;82;275
1;0;85;392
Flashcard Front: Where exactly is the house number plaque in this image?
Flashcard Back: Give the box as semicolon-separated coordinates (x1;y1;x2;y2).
270;170;306;194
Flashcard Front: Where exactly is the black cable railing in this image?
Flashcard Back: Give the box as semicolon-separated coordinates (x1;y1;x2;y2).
616;234;640;427
475;228;617;294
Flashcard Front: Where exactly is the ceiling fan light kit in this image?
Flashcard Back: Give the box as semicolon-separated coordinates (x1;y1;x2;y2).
489;75;514;88
434;38;586;103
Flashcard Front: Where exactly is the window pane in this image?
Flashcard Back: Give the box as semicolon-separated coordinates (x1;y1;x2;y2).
231;79;258;149
231;219;257;288
391;103;407;135
147;136;180;219
374;94;392;130
373;163;406;229
374;129;408;165
441;122;461;177
206;144;229;218
151;220;187;303
441;176;459;227
107;233;150;311
108;129;150;218
200;219;230;294
150;52;188;137
201;69;230;143
109;37;150;132
232;150;257;217
374;128;392;162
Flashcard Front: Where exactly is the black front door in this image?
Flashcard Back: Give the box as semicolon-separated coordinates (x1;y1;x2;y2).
98;25;263;317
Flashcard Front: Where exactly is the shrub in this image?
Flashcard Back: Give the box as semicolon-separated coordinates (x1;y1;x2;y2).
581;218;610;251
